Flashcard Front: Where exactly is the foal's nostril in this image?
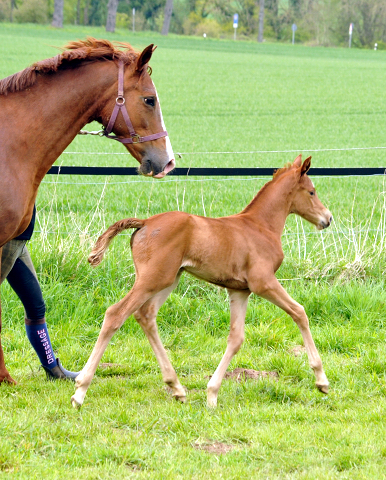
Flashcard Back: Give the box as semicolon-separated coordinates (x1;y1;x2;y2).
322;215;333;229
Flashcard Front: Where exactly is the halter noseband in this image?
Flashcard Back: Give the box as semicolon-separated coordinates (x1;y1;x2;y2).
103;60;168;145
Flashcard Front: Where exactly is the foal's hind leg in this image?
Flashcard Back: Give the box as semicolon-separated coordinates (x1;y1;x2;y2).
207;289;250;407
71;283;156;408
253;277;329;393
133;273;186;402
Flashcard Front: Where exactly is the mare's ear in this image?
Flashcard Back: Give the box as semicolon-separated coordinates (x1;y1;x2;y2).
136;44;155;73
301;156;312;176
293;154;302;168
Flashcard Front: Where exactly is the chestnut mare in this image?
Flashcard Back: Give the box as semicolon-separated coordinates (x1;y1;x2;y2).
0;38;175;384
71;155;332;409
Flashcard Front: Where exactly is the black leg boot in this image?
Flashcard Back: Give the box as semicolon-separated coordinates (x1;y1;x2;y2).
43;358;80;381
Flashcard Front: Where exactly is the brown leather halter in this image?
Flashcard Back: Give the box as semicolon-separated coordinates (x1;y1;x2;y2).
103;60;168;145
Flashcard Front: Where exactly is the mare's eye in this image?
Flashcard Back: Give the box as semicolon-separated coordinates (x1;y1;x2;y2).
310;191;315;196
144;97;155;107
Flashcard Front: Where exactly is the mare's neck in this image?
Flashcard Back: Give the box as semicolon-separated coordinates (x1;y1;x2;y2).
240;171;298;236
1;61;117;184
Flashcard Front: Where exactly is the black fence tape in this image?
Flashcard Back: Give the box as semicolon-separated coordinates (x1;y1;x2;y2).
47;166;386;177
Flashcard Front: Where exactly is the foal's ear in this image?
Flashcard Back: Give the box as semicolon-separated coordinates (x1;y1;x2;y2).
301;156;312;176
136;44;155;72
293;154;302;168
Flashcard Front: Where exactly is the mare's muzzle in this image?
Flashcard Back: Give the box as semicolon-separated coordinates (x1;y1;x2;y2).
140;157;175;178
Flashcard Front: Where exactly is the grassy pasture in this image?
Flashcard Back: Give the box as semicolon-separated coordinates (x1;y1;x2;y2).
1;23;386;479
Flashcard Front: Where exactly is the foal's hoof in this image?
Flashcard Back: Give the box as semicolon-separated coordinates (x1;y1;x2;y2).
206;394;218;408
316;383;329;394
172;387;187;403
207;386;219;408
174;394;187;403
167;384;187;403
71;395;83;409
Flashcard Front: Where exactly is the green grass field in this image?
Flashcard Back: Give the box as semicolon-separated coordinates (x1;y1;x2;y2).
1;23;386;479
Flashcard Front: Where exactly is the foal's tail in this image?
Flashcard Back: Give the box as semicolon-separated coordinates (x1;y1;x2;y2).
88;218;145;266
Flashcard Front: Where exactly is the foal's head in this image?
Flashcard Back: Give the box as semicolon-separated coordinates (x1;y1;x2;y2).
288;156;332;230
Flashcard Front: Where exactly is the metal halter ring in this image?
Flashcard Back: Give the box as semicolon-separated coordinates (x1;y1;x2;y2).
131;134;141;144
116;96;125;105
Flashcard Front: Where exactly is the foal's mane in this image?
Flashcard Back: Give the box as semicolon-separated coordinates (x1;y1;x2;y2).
0;38;139;96
273;162;294;179
241;161;299;213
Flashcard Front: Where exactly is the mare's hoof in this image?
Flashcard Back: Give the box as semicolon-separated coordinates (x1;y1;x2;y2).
316;383;329;394
0;374;17;385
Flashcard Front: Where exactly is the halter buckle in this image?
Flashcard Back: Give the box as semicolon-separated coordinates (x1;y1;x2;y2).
131;134;141;144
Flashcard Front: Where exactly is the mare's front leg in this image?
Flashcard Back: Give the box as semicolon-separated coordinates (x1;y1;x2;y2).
207;289;250;407
133;273;186;402
0;247;17;385
252;276;329;393
71;283;155;408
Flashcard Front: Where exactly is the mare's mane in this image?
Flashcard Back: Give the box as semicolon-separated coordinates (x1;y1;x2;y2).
0;38;139;96
241;161;298;213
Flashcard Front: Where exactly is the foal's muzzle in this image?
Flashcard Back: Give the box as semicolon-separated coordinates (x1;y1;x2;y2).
318;211;333;230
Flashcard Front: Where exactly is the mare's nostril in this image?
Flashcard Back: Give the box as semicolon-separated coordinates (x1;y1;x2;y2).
140;159;153;176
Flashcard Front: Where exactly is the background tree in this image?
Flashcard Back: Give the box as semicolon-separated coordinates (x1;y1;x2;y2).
106;0;119;31
51;0;63;27
10;0;16;22
336;0;386;47
258;0;265;41
161;0;173;35
83;0;90;24
75;0;80;23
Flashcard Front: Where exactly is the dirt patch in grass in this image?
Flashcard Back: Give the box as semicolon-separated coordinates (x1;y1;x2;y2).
290;345;306;357
124;461;142;471
223;368;278;382
193;442;234;455
99;363;125;369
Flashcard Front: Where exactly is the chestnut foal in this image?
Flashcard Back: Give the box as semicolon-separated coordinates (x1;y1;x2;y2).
72;155;332;408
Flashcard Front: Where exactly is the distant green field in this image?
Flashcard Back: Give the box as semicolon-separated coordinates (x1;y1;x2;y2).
1;23;386;479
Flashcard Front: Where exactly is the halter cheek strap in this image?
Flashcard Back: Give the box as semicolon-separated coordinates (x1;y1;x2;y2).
103;60;168;145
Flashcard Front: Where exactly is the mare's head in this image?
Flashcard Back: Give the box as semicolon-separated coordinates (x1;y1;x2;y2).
287;155;332;230
97;43;174;178
0;39;175;178
91;42;175;178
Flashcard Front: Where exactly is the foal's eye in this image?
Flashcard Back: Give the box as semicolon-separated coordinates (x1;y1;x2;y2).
310;191;315;196
144;97;155;107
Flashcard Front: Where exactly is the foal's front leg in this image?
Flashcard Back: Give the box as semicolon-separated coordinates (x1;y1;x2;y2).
207;289;250;407
133;275;186;402
254;277;329;393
